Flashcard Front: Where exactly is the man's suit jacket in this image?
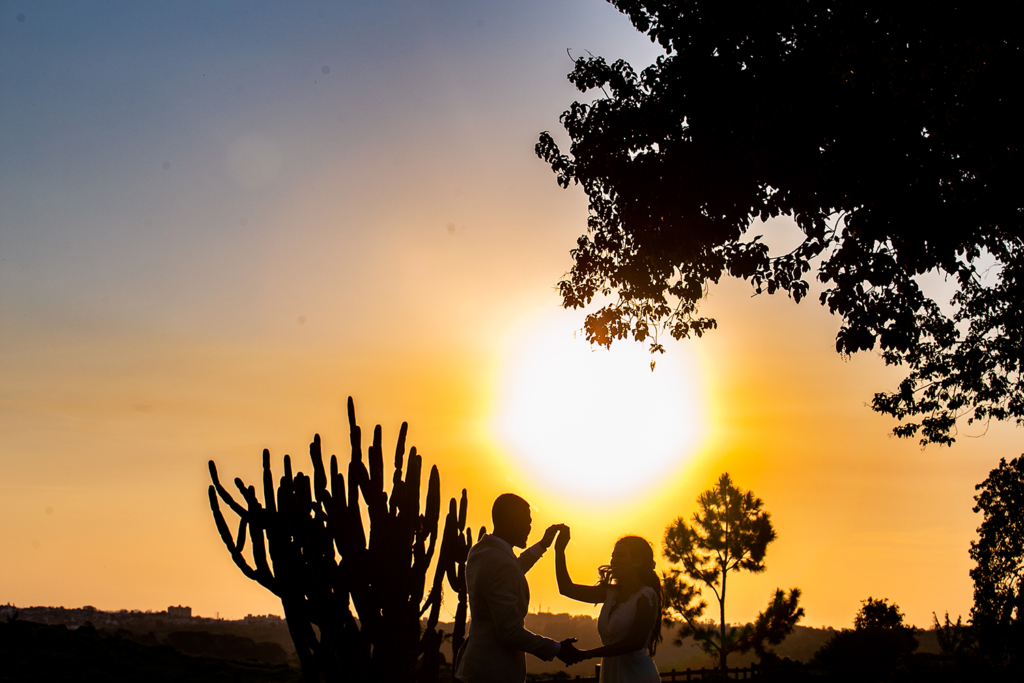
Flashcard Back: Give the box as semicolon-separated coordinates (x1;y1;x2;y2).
455;534;559;683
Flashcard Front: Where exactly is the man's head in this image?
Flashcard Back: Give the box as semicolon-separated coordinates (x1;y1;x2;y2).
491;493;532;549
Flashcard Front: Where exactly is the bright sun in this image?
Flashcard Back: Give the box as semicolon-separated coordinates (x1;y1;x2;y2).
493;311;706;501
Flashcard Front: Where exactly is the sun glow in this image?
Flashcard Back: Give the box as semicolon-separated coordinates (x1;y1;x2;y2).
493;311;706;502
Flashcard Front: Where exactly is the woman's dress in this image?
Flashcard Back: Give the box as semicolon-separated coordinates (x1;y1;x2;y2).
596;585;660;683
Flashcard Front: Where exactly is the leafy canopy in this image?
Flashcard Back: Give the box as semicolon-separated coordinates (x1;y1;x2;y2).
970;456;1024;636
854;597;908;631
537;0;1023;445
740;588;805;662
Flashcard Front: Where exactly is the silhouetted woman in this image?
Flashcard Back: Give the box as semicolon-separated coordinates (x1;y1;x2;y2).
554;528;663;683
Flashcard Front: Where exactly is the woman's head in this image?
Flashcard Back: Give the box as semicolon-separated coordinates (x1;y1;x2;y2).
598;535;664;656
609;536;656;582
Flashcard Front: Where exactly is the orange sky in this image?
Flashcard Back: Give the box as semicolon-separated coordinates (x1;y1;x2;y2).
1;1;1017;633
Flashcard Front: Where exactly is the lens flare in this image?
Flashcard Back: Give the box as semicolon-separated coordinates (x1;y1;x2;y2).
493;311;705;501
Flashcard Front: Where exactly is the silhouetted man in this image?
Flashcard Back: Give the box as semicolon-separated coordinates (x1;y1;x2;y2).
455;493;578;683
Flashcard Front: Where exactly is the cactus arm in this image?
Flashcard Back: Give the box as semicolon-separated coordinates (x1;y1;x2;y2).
439;502;459;594
447;492;470;593
405;447;422;519
235;517;247;553
389;422;407;517
208;461;248;517
309;434;329;505
261;449;276;517
329;455;345;506
413;467;442;595
346;459;368;550
358;453;383;515
347;397;362;463
208;485;259;581
421;504;454;624
369;424;384;493
234;483;277;591
423;466;441;541
343;405;373;641
394;422;408;469
326;457;348;556
364;426;389;551
209;485;238;549
458;488;468;529
406;450;427;613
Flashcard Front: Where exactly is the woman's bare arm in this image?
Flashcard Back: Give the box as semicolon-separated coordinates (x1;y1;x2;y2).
576;590;657;659
554;526;605;604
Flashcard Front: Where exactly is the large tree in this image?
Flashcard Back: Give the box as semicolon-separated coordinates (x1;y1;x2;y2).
537;0;1023;445
970;455;1024;665
662;473;784;670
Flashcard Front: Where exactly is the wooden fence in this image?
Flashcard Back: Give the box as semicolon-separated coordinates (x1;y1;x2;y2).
661;666;758;680
550;664;761;682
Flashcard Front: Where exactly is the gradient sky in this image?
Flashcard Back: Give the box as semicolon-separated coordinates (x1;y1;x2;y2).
2;0;1018;632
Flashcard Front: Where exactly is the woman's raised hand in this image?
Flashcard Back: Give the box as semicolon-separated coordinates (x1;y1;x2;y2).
554;524;571;552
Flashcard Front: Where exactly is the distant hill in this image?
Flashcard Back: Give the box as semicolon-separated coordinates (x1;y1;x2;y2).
2;603;942;680
2;604;296;667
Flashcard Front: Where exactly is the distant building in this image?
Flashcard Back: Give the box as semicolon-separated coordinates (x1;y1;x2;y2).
244;613;284;624
167;605;192;618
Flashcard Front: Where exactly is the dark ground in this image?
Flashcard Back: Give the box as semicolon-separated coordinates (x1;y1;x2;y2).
0;619;303;683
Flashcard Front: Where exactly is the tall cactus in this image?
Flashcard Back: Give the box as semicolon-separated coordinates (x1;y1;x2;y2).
208;398;473;683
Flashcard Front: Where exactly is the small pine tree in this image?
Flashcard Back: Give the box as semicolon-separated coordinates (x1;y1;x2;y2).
662;473;784;670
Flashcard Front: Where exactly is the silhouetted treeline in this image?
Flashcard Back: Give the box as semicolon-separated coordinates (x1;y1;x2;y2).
2;604;295;666
6;606;991;682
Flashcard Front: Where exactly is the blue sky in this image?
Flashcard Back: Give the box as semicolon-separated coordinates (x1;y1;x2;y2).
1;1;661;345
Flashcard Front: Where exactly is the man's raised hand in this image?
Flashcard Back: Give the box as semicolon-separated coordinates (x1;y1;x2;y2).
540;523;566;550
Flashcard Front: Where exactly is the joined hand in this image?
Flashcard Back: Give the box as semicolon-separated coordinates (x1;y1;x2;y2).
540;523;565;549
554;524;571;552
556;637;584;666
